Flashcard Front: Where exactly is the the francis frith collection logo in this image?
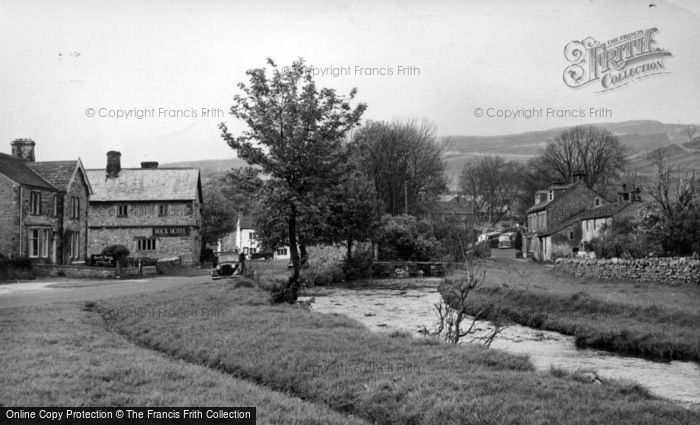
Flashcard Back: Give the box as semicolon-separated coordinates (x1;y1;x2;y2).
563;28;672;92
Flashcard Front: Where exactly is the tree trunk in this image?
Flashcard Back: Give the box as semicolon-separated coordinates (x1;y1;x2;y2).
346;239;353;262
286;205;300;302
300;243;308;267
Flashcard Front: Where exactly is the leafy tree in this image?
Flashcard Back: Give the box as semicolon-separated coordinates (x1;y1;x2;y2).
459;155;526;226
354;119;447;216
327;169;379;262
200;171;258;246
377;214;439;261
220;58;366;302
639;153;700;256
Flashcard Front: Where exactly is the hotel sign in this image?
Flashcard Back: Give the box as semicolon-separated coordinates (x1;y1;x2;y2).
153;226;190;237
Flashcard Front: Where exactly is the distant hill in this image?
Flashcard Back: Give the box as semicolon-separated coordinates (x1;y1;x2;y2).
161;158;251;181
163;121;698;185
627;139;700;177
442;120;697;186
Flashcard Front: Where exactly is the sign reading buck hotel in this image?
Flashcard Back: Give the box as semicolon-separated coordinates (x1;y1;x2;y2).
563;28;672;92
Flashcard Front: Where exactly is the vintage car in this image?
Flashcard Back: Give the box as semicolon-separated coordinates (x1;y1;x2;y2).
498;232;516;249
211;251;242;280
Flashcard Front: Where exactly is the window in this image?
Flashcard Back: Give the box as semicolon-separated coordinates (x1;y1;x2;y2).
243;247;249;254
68;231;80;259
158;204;168;217
249;232;256;240
71;197;80;219
117;204;128;217
276;247;288;256
28;228;50;258
594;198;600;207
137;238;156;251
30;192;41;215
569;231;574;240
52;194;59;216
548;190;553;201
250;248;256;254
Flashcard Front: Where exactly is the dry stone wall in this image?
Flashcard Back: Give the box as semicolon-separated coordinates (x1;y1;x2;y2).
554;257;700;286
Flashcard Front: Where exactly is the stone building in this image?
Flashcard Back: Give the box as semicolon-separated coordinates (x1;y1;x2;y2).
524;179;607;261
86;152;203;265
0;139;92;263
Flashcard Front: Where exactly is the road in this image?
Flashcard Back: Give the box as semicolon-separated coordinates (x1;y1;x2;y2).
0;275;212;308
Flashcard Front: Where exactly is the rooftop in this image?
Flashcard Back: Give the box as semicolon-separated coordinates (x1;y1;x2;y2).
86;168;202;202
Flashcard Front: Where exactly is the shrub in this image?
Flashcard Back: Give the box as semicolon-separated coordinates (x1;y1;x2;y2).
377;214;439;261
300;263;344;287
342;247;374;280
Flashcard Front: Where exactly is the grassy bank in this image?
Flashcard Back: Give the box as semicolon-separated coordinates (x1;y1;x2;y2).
448;258;700;361
0;302;369;425
97;280;698;425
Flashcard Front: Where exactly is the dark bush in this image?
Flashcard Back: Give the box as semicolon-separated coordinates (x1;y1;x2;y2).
342;248;374;280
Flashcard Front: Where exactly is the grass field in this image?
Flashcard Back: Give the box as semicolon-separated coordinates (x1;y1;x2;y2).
448;258;700;361
0;302;369;425
94;280;698;424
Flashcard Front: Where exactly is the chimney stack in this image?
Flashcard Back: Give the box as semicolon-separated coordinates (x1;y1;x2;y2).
11;138;36;162
140;161;159;169
106;151;121;178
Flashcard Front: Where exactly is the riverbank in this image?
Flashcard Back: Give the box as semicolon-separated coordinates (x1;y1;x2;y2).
448;258;700;361
96;280;697;424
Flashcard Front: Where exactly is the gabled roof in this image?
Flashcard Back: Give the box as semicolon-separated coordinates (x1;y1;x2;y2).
86;168;201;202
0;153;57;190
27;159;93;195
580;202;642;221
541;202;644;236
526;180;602;214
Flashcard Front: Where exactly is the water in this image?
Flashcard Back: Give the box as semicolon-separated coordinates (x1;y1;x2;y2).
307;282;700;409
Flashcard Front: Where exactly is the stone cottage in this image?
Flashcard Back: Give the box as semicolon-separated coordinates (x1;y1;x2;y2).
524;178;608;261
86;151;203;265
0;138;92;264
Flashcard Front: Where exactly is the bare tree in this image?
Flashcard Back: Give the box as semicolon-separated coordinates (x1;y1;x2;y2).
459;156;526;226
419;261;509;347
536;125;626;194
684;124;699;142
354;119;447;216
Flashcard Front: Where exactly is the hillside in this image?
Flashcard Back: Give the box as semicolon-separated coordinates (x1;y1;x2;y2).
161;158;251;181
163;121;698;184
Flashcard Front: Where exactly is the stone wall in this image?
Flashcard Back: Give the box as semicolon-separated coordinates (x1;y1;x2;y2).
34;264;141;279
0;179;19;257
554;257;700;286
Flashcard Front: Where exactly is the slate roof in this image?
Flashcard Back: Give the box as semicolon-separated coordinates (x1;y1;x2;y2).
0;153;56;190
540;202;643;236
27;161;79;191
86;168;202;202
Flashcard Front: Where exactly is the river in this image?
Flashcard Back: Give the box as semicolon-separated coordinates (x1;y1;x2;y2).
307;281;700;410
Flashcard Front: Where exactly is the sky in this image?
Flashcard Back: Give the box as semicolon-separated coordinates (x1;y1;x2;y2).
1;0;699;168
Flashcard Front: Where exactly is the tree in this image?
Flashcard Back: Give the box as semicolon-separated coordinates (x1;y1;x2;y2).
684;124;699;142
639;153;700;256
327;169;379;262
354;119;447;216
535;125;626;194
200;171;258;246
219;58;366;302
458;156;526;226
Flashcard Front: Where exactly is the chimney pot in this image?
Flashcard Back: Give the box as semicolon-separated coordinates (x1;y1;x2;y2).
106;151;121;178
11;138;36;161
140;161;159;169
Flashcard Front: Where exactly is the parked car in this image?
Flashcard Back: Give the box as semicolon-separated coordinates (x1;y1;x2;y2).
211;251;242;280
498;232;516;249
